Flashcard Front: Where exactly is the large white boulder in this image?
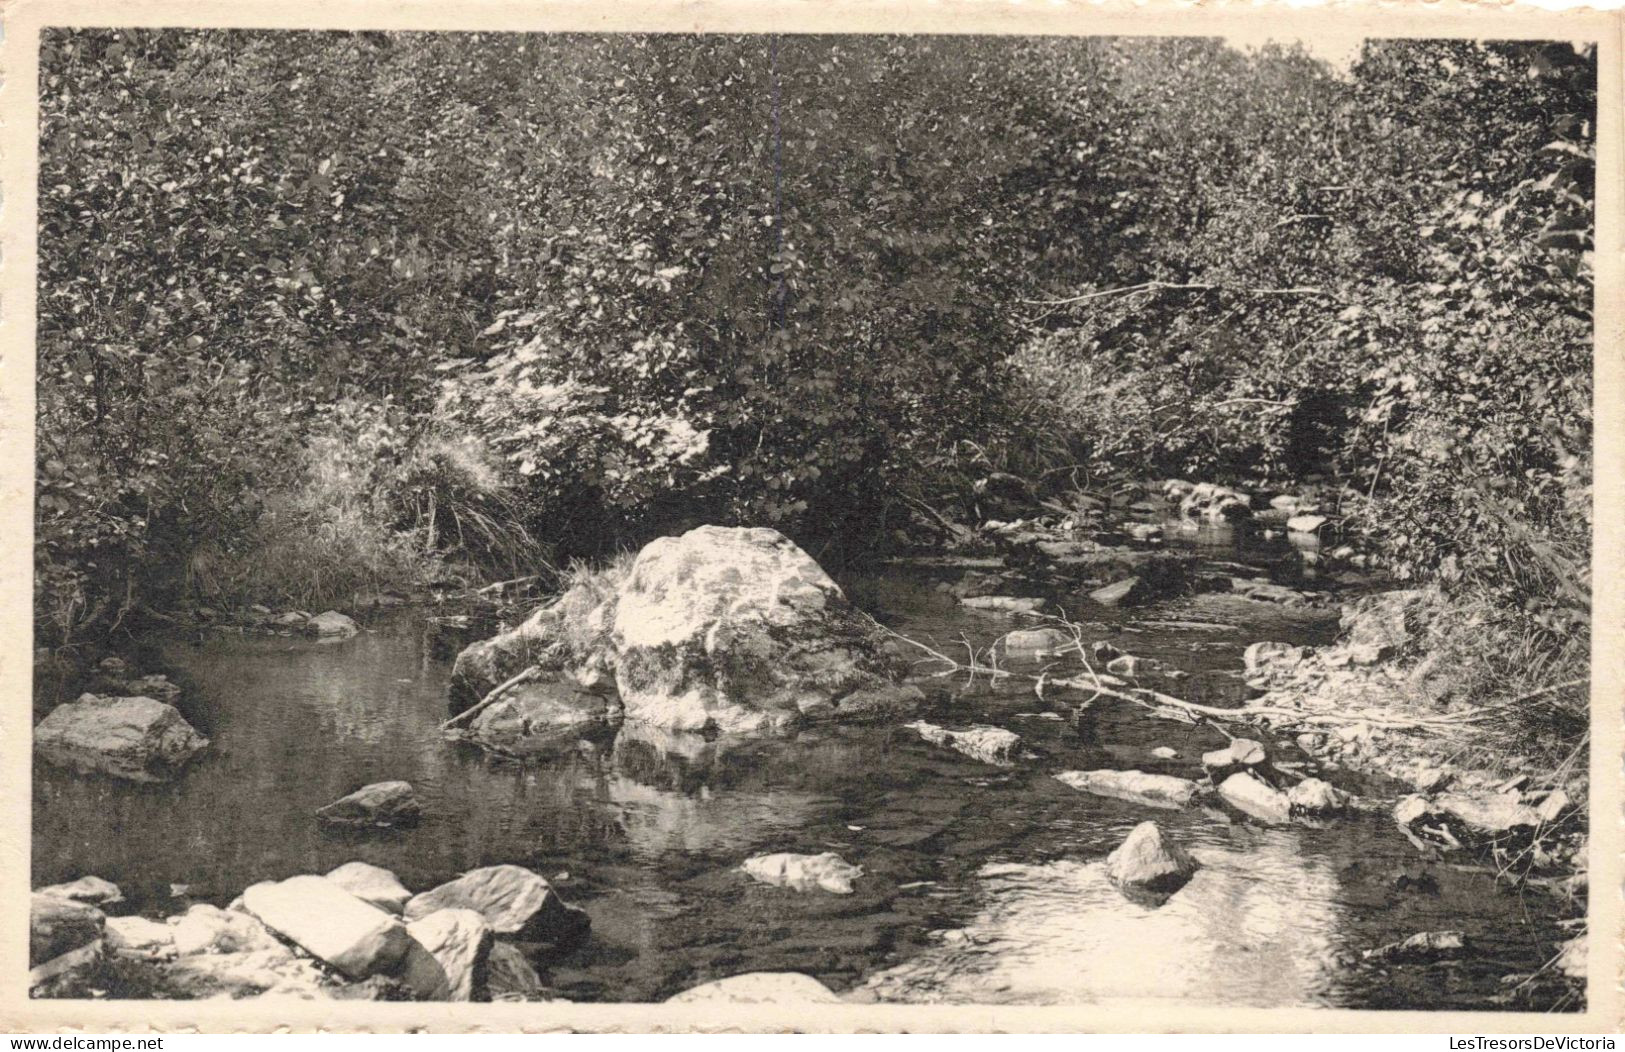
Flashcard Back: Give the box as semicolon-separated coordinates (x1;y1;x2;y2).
240;875;413;980
34;694;208;782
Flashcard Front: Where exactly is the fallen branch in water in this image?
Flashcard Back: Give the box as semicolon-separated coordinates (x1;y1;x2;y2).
440;666;543;731
870;612;1479;733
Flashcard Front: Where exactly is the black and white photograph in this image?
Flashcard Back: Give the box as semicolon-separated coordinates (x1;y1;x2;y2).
12;2;1618;1031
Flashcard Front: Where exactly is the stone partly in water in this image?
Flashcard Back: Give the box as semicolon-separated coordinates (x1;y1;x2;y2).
316;781;422;827
1287;778;1353;815
30;893;105;969
665;972;844;1004
34;694;209;782
1089;578;1141;607
241;875;414;980
1392;791;1547;851
1201;738;1267;777
306;611;360;638
905;721;1021;765
325;861;413;915
405;864;589;945
1179;483;1253;523
37;875;123;907
452;526;921;734
1286;514;1329;536
741;852;863;894
1104;821;1199;894
1217;771;1292;824
1054;769;1203;810
1362;930;1467;964
1000;627;1073;654
959;594;1046;614
397;908;494;1001
463;675;623;753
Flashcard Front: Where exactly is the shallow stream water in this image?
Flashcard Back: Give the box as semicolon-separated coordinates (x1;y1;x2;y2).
32;525;1577;1009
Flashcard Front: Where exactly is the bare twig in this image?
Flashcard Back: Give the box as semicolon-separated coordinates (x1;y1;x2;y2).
440;666;544;731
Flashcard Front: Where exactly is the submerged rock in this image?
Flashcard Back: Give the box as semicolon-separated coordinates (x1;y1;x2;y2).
325;861;412;915
1104;821;1198;894
665;972;843;1004
241;875;413;980
405;864;588;945
1054;769;1203;810
316;781;422;828
1362;930;1466;963
741;852;863;894
398;908;493;1001
34;694;209;782
37;875;123;907
306;611;360;638
905;721;1021;765
1217;771;1292;824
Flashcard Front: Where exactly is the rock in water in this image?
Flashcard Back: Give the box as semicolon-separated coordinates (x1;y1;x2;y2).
405;864;588;944
241;875;413;980
105;915;177;960
1104;821;1199;893
36;876;123;906
1001;627;1073;654
959;595;1046;614
741;852;863;894
1362;930;1466;963
905;721;1020;765
665;972;843;1004
1287;778;1352;815
325;862;413;914
398;908;493;1001
1286;514;1329;536
30;893;104;968
1054;769;1203;809
34;694;209;782
316;781;422;827
1217;771;1292;824
610;526;918;732
306;611;359;638
1089;578;1141;607
1201;738;1267;776
451;526;920;733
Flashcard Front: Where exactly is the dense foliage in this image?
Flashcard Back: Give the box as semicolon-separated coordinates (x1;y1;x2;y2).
37;30;1594;653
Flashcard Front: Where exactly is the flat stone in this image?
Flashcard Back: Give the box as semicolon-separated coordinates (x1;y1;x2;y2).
405;864;588;944
325;861;412;914
1104;821;1198;893
1218;771;1291;824
1001;627;1072;654
106;915;177;960
742;852;863;894
1054;769;1202;810
34;694;209;782
1363;930;1466;963
665;972;843;1004
1287;514;1329;535
1089;578;1140;607
1202;738;1267;771
905;721;1021;765
960;595;1046;614
316;781;422;827
241;875;413;980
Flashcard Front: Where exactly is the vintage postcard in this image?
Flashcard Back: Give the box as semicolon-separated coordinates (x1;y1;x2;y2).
1;0;1620;1034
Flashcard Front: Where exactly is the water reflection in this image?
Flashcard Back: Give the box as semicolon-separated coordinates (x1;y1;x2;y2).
863;830;1343;1007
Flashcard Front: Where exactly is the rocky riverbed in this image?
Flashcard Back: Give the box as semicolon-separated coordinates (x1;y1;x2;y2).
31;497;1587;1009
